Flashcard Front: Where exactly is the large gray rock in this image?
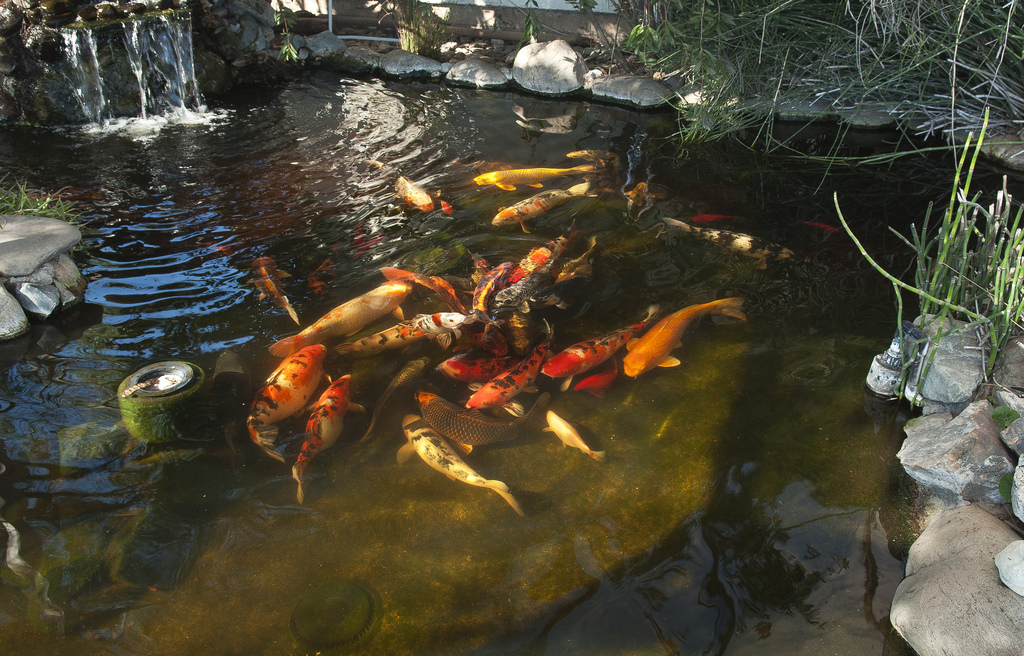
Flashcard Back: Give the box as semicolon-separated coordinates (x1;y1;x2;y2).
512;39;586;96
588;74;673;109
996;540;1024;596
226;0;275;29
320;46;379;75
891;505;1024;656
0;214;81;277
304;31;346;60
912;315;987;404
898;400;1014;505
380;49;443;79
445;58;510;89
0;282;28;339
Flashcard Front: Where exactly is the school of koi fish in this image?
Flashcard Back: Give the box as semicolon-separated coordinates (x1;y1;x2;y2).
243;149;800;510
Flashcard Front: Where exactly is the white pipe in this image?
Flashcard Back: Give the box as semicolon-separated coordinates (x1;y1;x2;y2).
328;0;332;34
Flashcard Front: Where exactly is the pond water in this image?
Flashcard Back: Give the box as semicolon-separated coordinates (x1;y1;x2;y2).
0;71;1002;655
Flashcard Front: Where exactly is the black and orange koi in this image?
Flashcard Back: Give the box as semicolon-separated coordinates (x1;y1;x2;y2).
250;256;300;325
465;327;552;409
334;322;435;356
542;305;659;380
470;261;514;322
247;344;327;462
294;374;355;504
436;350;520;383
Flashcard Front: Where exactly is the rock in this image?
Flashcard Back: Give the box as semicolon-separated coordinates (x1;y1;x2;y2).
0;283;28;340
380;49;443;79
996;540;1024;596
588;74;673;109
317;46;378;75
512;39;586;96
193;47;231;98
51;253;85;302
1002;418;1024;456
0;214;81;277
12;282;60;318
1013;464;1024;524
891;505;1024;655
226;0;275;29
7;261;53;285
912;314;986;404
445;58;510;89
898;400;1014;505
303;30;345;59
0;4;23;37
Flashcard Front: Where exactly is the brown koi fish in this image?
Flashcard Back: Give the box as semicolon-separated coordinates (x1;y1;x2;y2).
622;297;746;377
662;217;794;266
474;165;597;191
492;180;593;231
416;390;550;454
251;256;299;325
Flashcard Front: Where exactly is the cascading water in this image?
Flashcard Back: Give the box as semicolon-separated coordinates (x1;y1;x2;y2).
61;11;204;124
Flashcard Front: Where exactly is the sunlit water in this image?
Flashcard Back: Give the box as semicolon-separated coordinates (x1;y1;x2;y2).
0;72;1008;655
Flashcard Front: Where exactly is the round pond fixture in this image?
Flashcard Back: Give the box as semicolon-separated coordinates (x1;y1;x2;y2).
117;361;205;443
290;580;382;654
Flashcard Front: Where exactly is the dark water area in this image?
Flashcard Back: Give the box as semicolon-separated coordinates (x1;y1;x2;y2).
0;71;1019;655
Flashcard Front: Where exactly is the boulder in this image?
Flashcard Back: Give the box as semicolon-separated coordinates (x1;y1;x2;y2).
912;315;987;404
445;58;510;89
512;39;586;96
996;540;1024;596
318;46;378;75
0;283;28;339
898;400;1014;505
11;281;59;319
0;214;81;277
588;74;673;109
304;30;345;60
226;0;275;29
891;505;1024;656
380;49;443;79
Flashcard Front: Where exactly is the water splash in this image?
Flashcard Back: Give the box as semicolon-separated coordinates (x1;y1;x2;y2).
61;28;107;124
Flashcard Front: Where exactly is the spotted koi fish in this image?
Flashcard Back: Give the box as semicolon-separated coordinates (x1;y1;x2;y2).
492;180;592;231
416;390;550;454
294;375;354;504
470;261;514;322
268;281;412;358
473;164;597;191
509;244;552;284
334;322;435;356
379;267;466;313
494;234;573;312
398;415;524;516
436;350;520;383
413;312;475;335
662;217;795;266
396;176;452;213
251;256;300;325
542;305;660;380
247;345;327;462
623;297;746;377
465;327;552;409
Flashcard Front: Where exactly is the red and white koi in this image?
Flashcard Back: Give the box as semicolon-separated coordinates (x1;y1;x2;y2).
250;256;300;325
247;345;327;462
572;357;618;398
412;312;476;335
294;375;357;504
492;180;592;231
542;304;659;382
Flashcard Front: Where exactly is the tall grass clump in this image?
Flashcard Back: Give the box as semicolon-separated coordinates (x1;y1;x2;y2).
392;0;448;60
0;175;77;224
835;112;1024;399
618;0;1024;143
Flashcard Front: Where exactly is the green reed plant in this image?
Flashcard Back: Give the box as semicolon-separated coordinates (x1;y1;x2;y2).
393;0;448;60
0;175;77;224
835;111;1024;398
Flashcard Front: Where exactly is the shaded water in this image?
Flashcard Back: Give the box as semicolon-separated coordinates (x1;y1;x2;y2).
0;72;995;655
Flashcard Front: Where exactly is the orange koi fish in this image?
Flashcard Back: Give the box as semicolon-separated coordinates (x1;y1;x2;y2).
572;358;618;398
268;281;413;358
492;180;592;232
802;221;841;234
396;176;452;213
334;322;435;356
379;266;466;313
473;165;597;191
251;257;300;325
465;329;552;410
622;297;746;377
247;345;327;462
294;375;356;504
542;305;659;380
470;261;514;321
436;350;520;383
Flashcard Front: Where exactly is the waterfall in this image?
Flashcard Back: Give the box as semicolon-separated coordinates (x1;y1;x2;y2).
62;11;204;124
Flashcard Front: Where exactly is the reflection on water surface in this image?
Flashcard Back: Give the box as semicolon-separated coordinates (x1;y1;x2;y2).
0;72;981;655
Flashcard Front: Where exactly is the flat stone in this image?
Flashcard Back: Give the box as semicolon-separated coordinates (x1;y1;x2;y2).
899;400;1014;505
12;282;59;319
512;39;586;96
0;214;81;277
588;74;673;109
996;540;1024;596
303;30;345;59
891;505;1024;656
446;58;510;89
0;282;27;340
380;49;443;79
320;46;379;75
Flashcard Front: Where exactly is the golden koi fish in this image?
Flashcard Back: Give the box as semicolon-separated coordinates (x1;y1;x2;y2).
396;176;452;214
251;256;300;325
474;164;597;191
662;217;795;266
492;181;593;232
268;281;413;358
398;415;524;516
622;297;746;377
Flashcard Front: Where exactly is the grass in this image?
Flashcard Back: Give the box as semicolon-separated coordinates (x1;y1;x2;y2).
0;175;78;224
392;0;448;60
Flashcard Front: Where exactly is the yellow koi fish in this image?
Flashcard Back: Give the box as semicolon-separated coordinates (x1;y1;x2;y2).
474;164;597;191
622;297;746;377
268;281;413;357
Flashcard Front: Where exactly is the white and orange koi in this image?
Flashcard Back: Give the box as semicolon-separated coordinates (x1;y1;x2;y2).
396;176;452;214
250;256;300;325
334;322;435;356
622;297;746;377
293;375;356;504
247;345;327;462
492;180;592;231
268;281;413;357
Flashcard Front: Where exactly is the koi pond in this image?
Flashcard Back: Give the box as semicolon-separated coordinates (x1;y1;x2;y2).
1;71;1009;655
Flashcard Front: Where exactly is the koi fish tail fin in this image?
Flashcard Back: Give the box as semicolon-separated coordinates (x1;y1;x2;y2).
643;304;661;323
487;479;525;517
268;334;306;358
292;462;307;504
285;302;300;326
253;424;285;462
590;450;607;462
710;297;747;321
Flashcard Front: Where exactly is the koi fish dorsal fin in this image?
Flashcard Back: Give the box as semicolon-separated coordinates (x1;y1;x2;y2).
396;441;416;464
626;338;639;351
657;356;681;368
